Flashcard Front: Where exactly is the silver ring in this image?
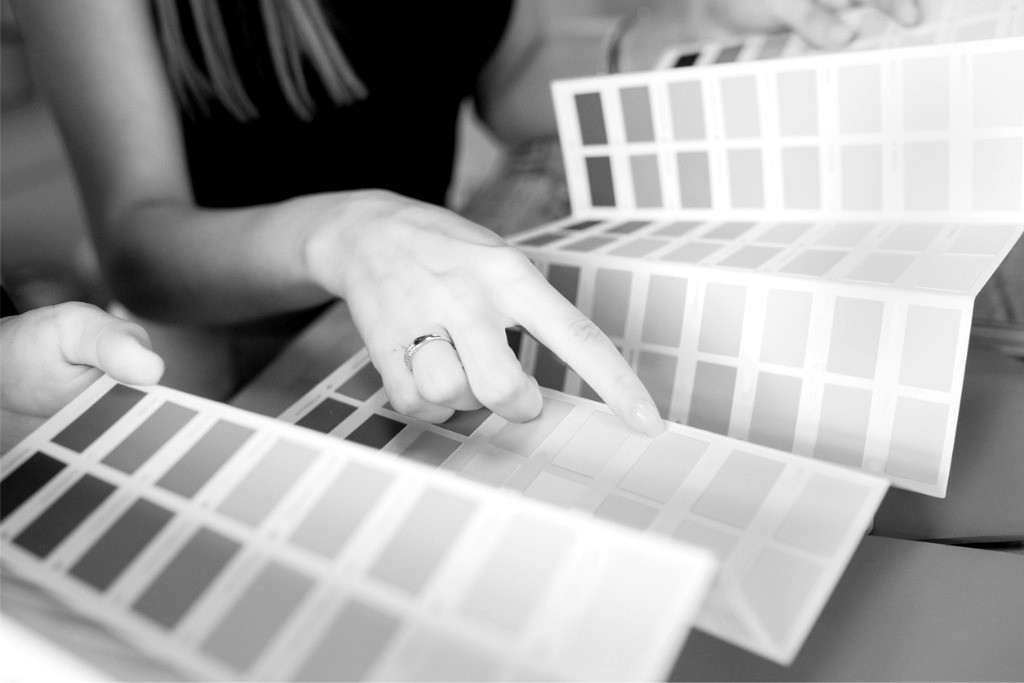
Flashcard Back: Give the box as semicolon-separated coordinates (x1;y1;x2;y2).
403;334;455;370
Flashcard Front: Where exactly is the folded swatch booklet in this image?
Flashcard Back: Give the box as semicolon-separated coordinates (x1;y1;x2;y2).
2;0;1022;680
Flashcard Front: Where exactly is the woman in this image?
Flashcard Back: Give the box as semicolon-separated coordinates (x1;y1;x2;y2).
10;0;670;436
11;0;920;435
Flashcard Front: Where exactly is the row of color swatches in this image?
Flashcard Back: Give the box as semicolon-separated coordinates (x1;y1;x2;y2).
278;350;890;664
0;377;718;682
658;0;1024;70
517;32;1024;496
514;218;1021;296
512;217;1023;496
555;37;1024;218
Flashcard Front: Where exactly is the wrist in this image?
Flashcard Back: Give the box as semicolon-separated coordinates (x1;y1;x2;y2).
299;189;396;301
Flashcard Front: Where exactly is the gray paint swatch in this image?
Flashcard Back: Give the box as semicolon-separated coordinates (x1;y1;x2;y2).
295;599;400;681
70;498;174;590
345;415;406;450
202;561;314;671
52;383;145;452
14;475;115;558
1;452;65;521
156;420;255;498
296;398;356;434
370;488;475;594
103;402;197;474
587;156;616;207
576;92;608;145
217;439;318;527
290;462;393;558
132;527;240;628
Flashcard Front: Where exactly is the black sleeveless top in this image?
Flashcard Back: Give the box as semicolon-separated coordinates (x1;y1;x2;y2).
169;1;513;208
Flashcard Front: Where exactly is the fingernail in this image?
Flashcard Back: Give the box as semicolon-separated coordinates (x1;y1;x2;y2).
827;22;855;47
124;324;154;350
629;397;665;438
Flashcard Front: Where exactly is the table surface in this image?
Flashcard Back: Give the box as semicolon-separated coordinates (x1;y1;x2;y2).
671;535;1024;682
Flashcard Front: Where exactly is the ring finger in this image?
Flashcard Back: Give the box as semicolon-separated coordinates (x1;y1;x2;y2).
409;335;483;411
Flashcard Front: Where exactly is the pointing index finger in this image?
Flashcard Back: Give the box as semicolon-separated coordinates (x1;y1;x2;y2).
508;273;665;437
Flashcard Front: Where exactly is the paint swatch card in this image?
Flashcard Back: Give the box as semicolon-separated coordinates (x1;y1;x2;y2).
1;377;718;682
510;35;1024;497
552;37;1024;220
279;350;890;664
658;0;1024;69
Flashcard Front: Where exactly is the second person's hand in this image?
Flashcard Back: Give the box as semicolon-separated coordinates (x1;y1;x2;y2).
709;0;922;49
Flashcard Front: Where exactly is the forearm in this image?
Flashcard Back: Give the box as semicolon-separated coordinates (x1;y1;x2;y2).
100;190;385;325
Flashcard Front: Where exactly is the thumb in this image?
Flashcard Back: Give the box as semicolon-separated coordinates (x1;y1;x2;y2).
58;304;165;386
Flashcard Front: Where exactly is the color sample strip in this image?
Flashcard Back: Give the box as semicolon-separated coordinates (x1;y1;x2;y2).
217;439;318;527
276;356;889;665
295;397;355;433
69;499;174;591
13;475;115;558
103;402;196;474
338;363;384;400
509;220;1010;496
156;420;254;498
293;599;401;681
692;451;784;529
345;414;406;450
202;561;314;671
2;377;715;682
552;37;1024;219
458;513;574;633
51;383;145;452
370;487;476;594
132;526;241;629
0;452;65;521
289;462;393;559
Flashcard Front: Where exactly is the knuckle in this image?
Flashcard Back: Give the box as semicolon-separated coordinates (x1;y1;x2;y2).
418;373;466;405
385;385;425;416
49;301;97;324
487;244;534;279
566;315;604;345
474;372;528;409
51;301;91;315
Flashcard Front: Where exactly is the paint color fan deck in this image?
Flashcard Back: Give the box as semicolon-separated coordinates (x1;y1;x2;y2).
511;34;1024;498
278;348;889;665
3;3;1021;680
1;378;717;682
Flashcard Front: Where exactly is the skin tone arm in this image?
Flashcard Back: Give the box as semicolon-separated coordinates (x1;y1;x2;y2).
11;0;332;325
1;302;165;453
11;0;666;436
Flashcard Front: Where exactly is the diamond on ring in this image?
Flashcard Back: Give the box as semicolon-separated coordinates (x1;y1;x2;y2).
403;334;456;370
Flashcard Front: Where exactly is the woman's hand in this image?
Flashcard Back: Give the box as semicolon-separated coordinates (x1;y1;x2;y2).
1;302;165;452
304;190;665;437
